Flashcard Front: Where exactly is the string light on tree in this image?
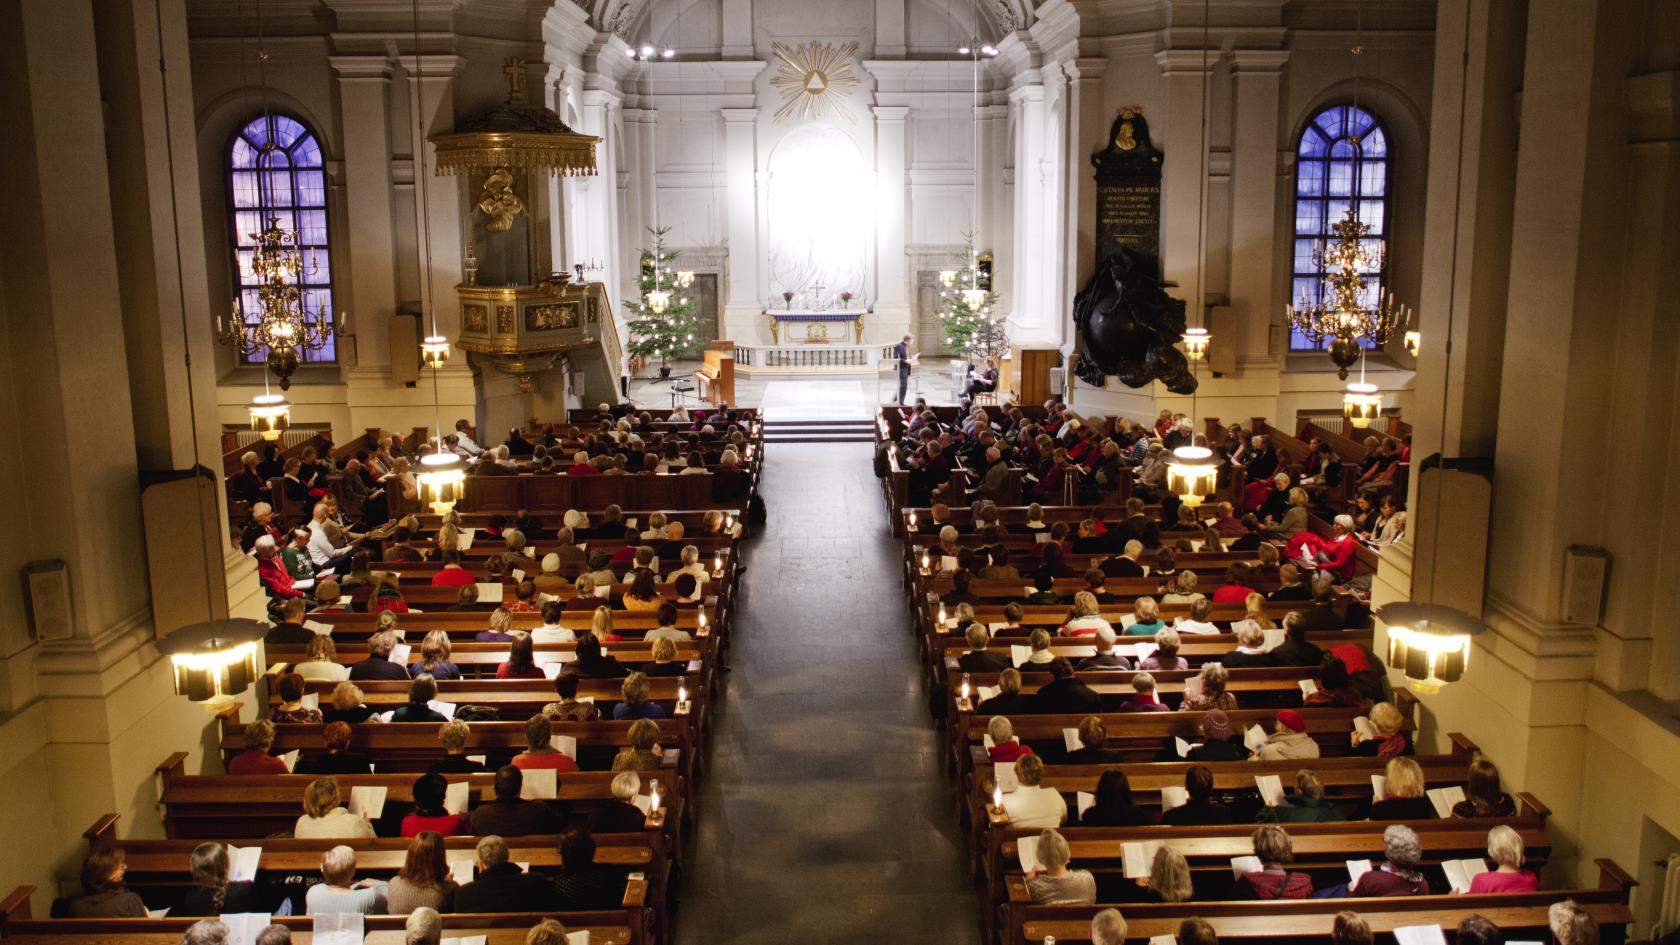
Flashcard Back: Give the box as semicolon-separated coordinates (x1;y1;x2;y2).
626;225;704;376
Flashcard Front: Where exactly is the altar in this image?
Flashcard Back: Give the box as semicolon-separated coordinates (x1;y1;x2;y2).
766;308;866;344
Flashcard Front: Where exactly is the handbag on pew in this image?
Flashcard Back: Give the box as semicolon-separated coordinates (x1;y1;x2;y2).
454;704;500;722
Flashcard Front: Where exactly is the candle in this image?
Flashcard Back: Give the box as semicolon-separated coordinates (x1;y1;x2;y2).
677;682;688;703
992;784;1004;810
937;606;947;625
649;783;662;811
959;673;971;702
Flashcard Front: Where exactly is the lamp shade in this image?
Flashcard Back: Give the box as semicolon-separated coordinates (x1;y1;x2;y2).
1342;382;1382;428
417;449;467;515
1164;445;1219;508
1181;327;1211;361
248;394;291;442
420;335;451;369
1377;602;1484;693
961;287;988;309
645;289;671;314
156;619;268;704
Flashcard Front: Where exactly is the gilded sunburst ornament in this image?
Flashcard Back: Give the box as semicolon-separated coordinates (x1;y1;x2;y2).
769;41;861;123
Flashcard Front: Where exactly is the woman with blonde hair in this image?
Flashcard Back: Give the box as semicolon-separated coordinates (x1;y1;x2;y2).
1124;596;1164;636
296;634;349;682
1180;662;1238;712
1221;623;1274;669
1369;756;1435;820
410;630;460;680
1060;591;1116;641
1351;701;1410;758
1025;829;1097;904
1161;570;1204;605
612;718;663;771
592;604;622;643
526;918;572;945
1466;824;1538;893
1140;846;1194;902
434;523;460;554
476;606;515;643
294;776;376;839
1138;627;1189;671
1254;541;1281;576
1266;487;1312;538
324;680;380;725
668;545;708;584
613;671;667;720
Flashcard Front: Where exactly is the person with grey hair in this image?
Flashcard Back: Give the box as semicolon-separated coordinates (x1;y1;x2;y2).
1548;900;1599;945
404;907;442;945
180;919;228;945
1090;908;1128;945
1025;828;1097;904
589;771;650;834
253;926;291;945
304;845;388;915
349;629;411;681
443;835;563;912
1314;513;1360;583
1350;824;1429;896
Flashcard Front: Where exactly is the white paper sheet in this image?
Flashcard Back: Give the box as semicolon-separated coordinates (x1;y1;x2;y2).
1121;840;1164;878
444;781;471;816
1299;679;1319;697
995;761;1019;794
1244;724;1269;753
1442;858;1489;894
1077;792;1095;818
1393;926;1448;945
1148;936;1178;945
1255;775;1286;807
1371;774;1388;801
313;912;365;945
976;686;999;703
520;768;557;799
218;913;271;945
442;937;489;945
428;700;458;721
475;582;502;602
1062;728;1082;753
1160;786;1189;810
632;793;653;815
279;750;300;772
1017;835;1041;872
549;734;578;759
226;845;261;883
446;855;476;883
457;529;475;550
1010;645;1030;668
466;754;486;766
1346;858;1373;885
391;643;412;666
1174;737;1193;758
1427;785;1467;819
1262;626;1288;650
349;785;387;820
981;733;996;750
304;620;333;636
566;932;589;945
1230;855;1263;878
1353;716;1379;739
300;692;320;710
941;555;959;573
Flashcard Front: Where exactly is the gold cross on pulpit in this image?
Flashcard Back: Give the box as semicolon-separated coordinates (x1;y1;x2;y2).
503;57;527;104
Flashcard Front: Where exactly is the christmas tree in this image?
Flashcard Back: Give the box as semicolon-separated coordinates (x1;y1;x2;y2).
937;238;1008;360
624;226;704;372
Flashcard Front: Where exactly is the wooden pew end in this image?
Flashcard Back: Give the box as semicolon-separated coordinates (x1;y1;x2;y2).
83;814;121;848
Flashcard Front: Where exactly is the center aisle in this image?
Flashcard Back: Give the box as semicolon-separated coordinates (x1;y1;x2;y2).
673;442;982;944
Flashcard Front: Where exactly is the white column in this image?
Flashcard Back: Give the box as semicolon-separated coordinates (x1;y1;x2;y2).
721;107;763;342
720;0;753;58
872;105;911;341
1155;49;1212;316
544;64;572;274
1059;57;1107;348
331;56;399;371
573;90;625;304
403;54;467;342
1009;82;1049;340
875;0;906;58
1226;50;1289;365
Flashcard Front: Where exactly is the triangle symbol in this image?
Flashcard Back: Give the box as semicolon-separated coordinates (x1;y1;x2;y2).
805;72;827;92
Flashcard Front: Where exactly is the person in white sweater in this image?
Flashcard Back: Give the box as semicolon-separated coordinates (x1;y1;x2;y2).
1002;755;1068;829
294;777;376;840
303;846;387;915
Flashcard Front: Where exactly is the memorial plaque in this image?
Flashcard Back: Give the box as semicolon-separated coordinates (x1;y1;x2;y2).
1091;107;1163;266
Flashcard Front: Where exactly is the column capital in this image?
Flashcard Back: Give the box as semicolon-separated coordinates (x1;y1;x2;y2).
1156;49;1215;74
1229;49;1291;73
721;107;759;124
872;105;910;121
329;55;393;80
1062;57;1107;83
399;54;467;79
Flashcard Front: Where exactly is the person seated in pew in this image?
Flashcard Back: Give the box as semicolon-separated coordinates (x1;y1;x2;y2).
508;579;541;613
390;675;449;723
1065;716;1126;764
1255;769;1344;823
942;569;981;607
533;553;569;596
179;843;260;915
270;671;324;724
1078;770;1157;827
242;504;286;557
474;606;517;644
514;714;579;772
638;638;686;679
1266;611;1323;667
565;574;606;612
1235;825;1316;899
612;718;664;772
401;773;469;837
1186;709;1250;762
308;580;346;616
1161;765;1242;826
1076;633;1132;671
1132;848;1198;906
1266;562;1312;603
64;846;148;917
1000;754;1066;828
1040;539;1079;578
580;550;617;588
986;715;1034;763
574;634;631;679
1350;701;1410;758
181;920;229;945
588;771;652;835
1173;598;1220;636
1023;568;1068;606
1181;662;1239;713
1161;570;1206;606
1138;628;1189;672
530;599;575;645
1233;593;1277;637
304;845;387;915
1453;914;1501;945
406;630;461;681
1221;624;1276;669
367;571;411;615
1228;515;1266;552
389;835;456;914
265;598;314;646
645;603;691;644
349;629;412;681
1026;828;1098;905
324;681;381;725
1550;899;1600;945
296;776;377;839
590;605;624;644
1368;756;1435;821
1331;913;1373;945
429;550;475;587
445;834;565;913
667;543;709;585
227;719;289;775
1213;562;1261;604
1302;658;1368;709
1119;672;1170;712
1070;518;1106;555
1118;596;1163;638
613;671;667;721
622;569;662;612
1252;710;1319;761
295;721;372;776
1100;540;1148;579
445;584;481;613
496;634;546;681
468;767;564;837
1060;591;1117;642
1465;824;1539;894
1033;658;1102;714
429;720;487;774
959;623;1013;674
551;827;628;909
1449;754;1517;819
977;668;1031;716
1350;824;1431;896
977;544;1019;581
1090;908;1128;945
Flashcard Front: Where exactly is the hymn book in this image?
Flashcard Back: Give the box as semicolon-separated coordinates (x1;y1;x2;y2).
313;913;365;945
225;846;261;883
1441;858;1489;894
1230;855;1263;878
520;768;557;800
1426;786;1467;818
349;786;387;820
1160;786;1189;810
1392;925;1448;945
444;781;471;815
1254;775;1286;807
218;913;271;945
1121;840;1164;878
1346;859;1373;884
550;734;578;759
1016;835;1041;872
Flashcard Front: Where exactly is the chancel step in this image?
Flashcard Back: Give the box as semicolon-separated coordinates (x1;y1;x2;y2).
762;419;875;443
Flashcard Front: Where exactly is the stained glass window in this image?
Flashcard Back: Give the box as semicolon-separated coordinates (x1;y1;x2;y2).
1291;105;1389;351
228;114;335;363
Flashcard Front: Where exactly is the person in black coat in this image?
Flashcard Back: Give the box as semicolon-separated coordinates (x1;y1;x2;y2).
1160;766;1243;826
1080;770;1158;827
550;829;627;910
975;668;1032;716
589;772;652;834
1185;710;1252;762
1111;499;1161;551
445;836;563;913
1063;717;1127;764
1267;612;1324;667
957;624;1012;674
264;599;315;645
573;635;631;679
1031;658;1103;715
467;767;566;837
347;631;411;681
178;843;260;916
941;570;982;607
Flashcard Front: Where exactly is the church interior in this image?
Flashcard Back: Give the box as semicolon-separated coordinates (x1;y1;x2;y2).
1;0;1678;942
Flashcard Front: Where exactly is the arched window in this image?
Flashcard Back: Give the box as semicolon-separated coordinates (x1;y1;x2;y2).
228;114;336;363
1290;104;1389;351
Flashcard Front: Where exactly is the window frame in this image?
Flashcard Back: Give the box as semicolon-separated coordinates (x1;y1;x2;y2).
1289;104;1391;353
226;113;337;366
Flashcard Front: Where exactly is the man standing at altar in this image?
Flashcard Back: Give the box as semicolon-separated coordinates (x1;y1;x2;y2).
895;334;915;404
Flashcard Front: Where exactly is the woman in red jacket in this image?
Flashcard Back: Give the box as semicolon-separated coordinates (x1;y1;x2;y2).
985;715;1035;763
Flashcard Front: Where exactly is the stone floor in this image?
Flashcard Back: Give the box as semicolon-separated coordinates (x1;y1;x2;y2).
671;442;983;945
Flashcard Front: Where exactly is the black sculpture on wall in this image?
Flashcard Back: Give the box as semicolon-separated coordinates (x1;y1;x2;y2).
1070;247;1198;394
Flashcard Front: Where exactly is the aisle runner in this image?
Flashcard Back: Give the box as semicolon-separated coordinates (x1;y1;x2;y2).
759;379;871;421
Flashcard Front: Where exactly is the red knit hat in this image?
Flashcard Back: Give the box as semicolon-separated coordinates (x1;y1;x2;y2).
1276;709;1307;733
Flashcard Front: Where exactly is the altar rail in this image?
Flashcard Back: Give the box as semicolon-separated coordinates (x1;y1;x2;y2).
732;344;899;370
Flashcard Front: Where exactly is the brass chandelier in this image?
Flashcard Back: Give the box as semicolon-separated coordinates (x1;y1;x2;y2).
1284;209;1410;379
217;216;346;389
